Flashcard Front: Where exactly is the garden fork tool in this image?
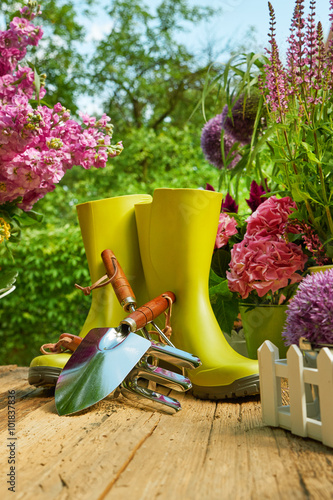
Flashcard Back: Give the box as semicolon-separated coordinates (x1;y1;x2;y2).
100;249;201;413
55;250;201;415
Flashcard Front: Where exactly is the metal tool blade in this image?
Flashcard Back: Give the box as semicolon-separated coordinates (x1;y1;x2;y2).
55;327;151;415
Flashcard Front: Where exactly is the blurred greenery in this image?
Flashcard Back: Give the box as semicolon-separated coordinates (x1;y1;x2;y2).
0;0;260;365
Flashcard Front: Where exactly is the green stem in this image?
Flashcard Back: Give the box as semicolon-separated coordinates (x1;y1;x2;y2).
313;131;333;236
304;199;325;239
325;205;333;238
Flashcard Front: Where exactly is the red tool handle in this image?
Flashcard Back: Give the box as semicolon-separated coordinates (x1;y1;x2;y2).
121;292;176;332
101;249;137;312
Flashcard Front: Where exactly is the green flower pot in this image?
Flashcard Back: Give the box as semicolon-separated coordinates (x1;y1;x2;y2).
308;264;333;274
239;304;288;360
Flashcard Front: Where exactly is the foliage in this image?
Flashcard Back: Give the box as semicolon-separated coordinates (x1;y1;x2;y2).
35;125;217;224
0;0;257;363
0;222;91;365
88;0;219;133
199;50;271;208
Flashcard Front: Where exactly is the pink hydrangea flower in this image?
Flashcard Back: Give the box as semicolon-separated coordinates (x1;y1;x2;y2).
226;195;307;300
227;236;307;299
246;195;296;239
215;213;238;249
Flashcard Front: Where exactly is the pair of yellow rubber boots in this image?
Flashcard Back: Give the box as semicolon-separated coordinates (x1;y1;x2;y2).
29;189;259;400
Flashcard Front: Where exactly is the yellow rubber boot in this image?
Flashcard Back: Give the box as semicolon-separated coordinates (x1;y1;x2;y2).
135;188;259;400
29;194;152;387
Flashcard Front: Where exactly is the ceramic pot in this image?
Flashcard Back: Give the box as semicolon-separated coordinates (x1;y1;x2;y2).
239;304;288;360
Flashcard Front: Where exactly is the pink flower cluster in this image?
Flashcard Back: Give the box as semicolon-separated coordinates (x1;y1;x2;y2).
227;196;308;299
215;212;238;249
0;5;123;211
0;6;43;77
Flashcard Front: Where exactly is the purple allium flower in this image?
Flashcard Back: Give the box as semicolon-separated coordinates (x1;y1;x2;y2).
200;114;240;170
245;180;270;212
201;114;223;169
222;192;239;213
221;93;260;144
283;269;333;346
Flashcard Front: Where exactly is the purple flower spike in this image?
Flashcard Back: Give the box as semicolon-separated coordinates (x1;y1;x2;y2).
222;192;239;213
283;269;333;346
246;180;269;212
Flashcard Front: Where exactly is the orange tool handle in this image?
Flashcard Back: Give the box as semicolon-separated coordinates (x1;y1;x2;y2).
101;249;136;312
121;291;176;331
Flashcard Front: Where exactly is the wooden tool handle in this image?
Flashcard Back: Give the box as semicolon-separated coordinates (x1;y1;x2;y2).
121;291;176;331
101;249;136;312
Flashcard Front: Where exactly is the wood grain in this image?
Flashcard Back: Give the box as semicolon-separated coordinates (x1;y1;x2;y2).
0;367;332;499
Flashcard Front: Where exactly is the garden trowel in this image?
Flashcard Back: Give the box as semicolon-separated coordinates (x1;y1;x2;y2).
55;289;176;415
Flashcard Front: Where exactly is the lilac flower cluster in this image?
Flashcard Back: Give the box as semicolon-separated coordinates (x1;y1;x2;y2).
0;4;123;211
260;0;331;120
283;269;333;345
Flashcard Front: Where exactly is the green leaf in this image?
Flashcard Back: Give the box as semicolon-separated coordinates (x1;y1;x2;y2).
291;183;310;202
211;248;231;278
211;294;239;335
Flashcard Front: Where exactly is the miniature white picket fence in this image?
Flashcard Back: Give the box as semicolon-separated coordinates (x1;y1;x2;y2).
258;340;333;448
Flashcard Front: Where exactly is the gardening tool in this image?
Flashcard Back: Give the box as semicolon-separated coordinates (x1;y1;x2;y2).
55;292;175;415
55;250;201;415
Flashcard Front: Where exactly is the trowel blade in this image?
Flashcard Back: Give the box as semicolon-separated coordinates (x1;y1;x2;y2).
55;327;151;415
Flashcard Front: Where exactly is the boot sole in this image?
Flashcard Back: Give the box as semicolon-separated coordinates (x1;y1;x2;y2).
191;374;260;400
28;366;62;388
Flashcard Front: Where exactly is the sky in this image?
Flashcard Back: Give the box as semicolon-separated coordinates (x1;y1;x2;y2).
85;0;332;55
77;0;332;113
192;0;331;56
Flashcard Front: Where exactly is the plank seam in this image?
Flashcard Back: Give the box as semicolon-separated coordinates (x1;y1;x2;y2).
202;403;218;465
97;417;161;499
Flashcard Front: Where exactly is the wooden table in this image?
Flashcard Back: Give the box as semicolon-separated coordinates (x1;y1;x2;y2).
0;365;333;499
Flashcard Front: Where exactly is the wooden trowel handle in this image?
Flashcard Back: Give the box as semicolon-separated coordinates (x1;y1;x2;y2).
101;249;137;312
121;292;176;331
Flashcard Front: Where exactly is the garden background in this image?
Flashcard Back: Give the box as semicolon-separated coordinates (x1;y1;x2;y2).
0;0;331;366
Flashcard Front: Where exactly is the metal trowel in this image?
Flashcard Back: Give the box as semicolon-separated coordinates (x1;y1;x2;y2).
55;252;176;415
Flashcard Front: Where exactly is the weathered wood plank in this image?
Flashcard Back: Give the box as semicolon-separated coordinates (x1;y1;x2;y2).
0;367;332;500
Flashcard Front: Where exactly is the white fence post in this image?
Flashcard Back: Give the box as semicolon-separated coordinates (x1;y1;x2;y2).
318;348;333;448
259;342;333;447
287;345;307;437
258;340;280;426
